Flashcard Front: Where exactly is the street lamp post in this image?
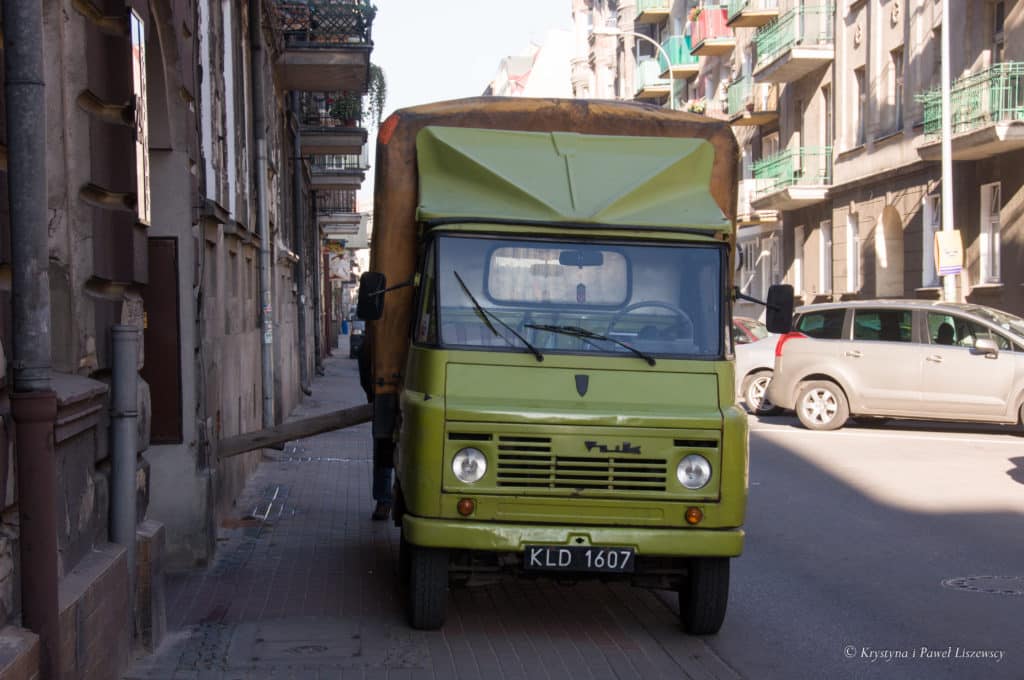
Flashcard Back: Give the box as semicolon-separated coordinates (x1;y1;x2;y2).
592;27;678;111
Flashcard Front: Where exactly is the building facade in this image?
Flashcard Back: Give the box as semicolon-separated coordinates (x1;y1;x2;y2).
0;1;374;677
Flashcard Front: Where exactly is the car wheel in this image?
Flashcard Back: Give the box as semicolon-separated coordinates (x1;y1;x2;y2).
406;537;448;630
796;380;849;431
678;557;730;635
742;370;782;416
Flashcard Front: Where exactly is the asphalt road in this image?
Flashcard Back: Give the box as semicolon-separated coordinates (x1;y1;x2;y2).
703;415;1024;680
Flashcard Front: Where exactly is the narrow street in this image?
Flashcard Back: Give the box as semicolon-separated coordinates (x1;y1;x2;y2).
126;336;1022;680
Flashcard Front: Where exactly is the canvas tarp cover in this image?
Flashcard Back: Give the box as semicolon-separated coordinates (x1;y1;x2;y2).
415;126;730;233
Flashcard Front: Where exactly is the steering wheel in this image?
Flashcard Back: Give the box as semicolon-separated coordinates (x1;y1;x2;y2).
606;301;693;339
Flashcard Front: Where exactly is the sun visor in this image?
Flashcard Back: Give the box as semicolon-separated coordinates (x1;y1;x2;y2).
415;126;730;233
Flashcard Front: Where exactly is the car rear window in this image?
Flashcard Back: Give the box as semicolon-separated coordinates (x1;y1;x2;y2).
795;309;846;339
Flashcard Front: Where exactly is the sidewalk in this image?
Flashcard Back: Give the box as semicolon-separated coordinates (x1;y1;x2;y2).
125;338;739;680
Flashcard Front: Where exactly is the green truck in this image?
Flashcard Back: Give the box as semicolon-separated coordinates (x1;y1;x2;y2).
358;97;788;634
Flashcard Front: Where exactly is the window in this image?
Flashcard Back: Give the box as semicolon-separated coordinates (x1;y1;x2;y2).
927;312;1004;349
979;182;1001;283
922;194;941;287
993;1;1005;63
762;132;780;159
891;47;904;131
793;226;805;295
795;308;846;339
853;309;912;342
819;219;833;293
822;84;833;149
846;212;861;292
854;66;867;145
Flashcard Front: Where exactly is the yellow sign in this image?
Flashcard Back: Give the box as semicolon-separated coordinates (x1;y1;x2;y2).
933;230;963;277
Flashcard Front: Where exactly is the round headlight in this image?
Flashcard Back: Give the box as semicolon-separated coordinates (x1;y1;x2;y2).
452;447;487;484
677;455;712;490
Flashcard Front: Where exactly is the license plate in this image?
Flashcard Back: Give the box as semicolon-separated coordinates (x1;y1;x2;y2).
523;545;635;574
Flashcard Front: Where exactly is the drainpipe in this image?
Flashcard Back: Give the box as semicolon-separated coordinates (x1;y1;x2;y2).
290;92;311;395
3;0;60;676
311;192;324;374
250;1;275;427
109;326;138;602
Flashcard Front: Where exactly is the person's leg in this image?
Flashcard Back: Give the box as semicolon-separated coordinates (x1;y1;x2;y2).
371;439;394;520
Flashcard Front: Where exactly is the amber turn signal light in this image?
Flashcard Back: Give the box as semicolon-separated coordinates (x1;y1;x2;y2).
685;507;703;525
457;498;475;516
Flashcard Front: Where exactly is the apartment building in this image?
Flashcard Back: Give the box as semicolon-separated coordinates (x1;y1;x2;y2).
0;1;375;677
578;1;1024;319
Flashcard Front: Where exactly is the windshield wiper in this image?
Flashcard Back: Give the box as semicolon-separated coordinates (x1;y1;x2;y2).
453;271;544;362
525;323;656;366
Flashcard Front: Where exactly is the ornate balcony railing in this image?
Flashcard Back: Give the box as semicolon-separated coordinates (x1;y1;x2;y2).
658;35;699;73
917;62;1024;141
752;147;832;200
317;189;358;215
275;1;375;49
310;154;367;173
754;5;833;68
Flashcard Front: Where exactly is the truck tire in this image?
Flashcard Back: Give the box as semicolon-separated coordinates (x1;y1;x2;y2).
407;541;449;630
679;557;730;635
795;380;849;431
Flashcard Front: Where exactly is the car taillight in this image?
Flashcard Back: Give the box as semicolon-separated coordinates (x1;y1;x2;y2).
775;331;808;357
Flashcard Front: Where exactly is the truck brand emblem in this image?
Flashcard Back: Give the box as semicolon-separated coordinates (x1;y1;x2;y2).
585;441;642;455
575;375;589;397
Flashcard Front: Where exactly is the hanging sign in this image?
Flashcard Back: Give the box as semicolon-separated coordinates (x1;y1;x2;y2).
933;230;963;277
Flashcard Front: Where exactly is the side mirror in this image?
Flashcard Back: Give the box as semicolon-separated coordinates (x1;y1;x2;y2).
972;337;999;357
765;284;794;334
356;271;387;321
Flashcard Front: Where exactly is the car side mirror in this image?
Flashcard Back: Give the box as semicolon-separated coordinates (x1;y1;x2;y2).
356;271;387;321
972;337;999;357
765;284;794;334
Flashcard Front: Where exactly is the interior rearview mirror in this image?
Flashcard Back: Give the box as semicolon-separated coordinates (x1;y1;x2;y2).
356;271;387;321
765;284;794;334
558;250;604;267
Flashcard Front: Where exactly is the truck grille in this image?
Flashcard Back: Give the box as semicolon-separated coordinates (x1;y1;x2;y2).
495;435;668;492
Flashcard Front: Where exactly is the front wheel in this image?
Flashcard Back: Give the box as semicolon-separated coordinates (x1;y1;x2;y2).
406;537;449;630
796;380;849;431
679;557;730;635
742;370;782;416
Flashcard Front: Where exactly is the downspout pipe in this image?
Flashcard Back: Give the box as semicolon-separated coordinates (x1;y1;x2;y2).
250;1;275;426
110;326;138;604
3;0;60;676
311;192;324;375
289;92;311;395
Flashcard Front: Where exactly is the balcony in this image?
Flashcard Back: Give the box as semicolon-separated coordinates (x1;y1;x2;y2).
309;153;369;190
753;5;834;83
727;0;779;28
274;1;374;92
299;92;368;155
683;97;728;120
659;35;700;80
916;62;1024;161
636;0;671;24
635;59;671;100
737;178;779;224
690;8;736;57
727;77;778;126
751;147;832;210
317;188;361;229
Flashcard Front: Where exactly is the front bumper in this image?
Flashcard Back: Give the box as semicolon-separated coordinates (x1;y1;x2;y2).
402;513;744;557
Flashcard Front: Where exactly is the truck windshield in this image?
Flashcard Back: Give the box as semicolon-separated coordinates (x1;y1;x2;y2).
421;235;724;359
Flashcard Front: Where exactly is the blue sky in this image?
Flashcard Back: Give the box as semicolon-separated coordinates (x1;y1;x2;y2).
358;0;573;205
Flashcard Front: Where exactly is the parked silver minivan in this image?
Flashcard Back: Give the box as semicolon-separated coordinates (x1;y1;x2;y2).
767;300;1024;431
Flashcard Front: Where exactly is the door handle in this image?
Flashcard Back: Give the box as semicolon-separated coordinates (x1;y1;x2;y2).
926;355;943;363
844;350;862;358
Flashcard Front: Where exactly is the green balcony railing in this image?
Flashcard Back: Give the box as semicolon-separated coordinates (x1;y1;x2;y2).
755;5;833;69
658;35;699;73
637;0;672;15
728;0;778;21
636;59;670;93
727;76;752;114
917;62;1024;141
275;0;375;49
752;147;832;200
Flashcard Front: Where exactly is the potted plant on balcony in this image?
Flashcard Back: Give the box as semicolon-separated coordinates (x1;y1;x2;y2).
329;91;363;127
365;63;387;127
685;98;707;114
688;6;703;22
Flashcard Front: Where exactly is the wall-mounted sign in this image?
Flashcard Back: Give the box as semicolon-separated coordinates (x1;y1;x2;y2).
934;229;963;277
